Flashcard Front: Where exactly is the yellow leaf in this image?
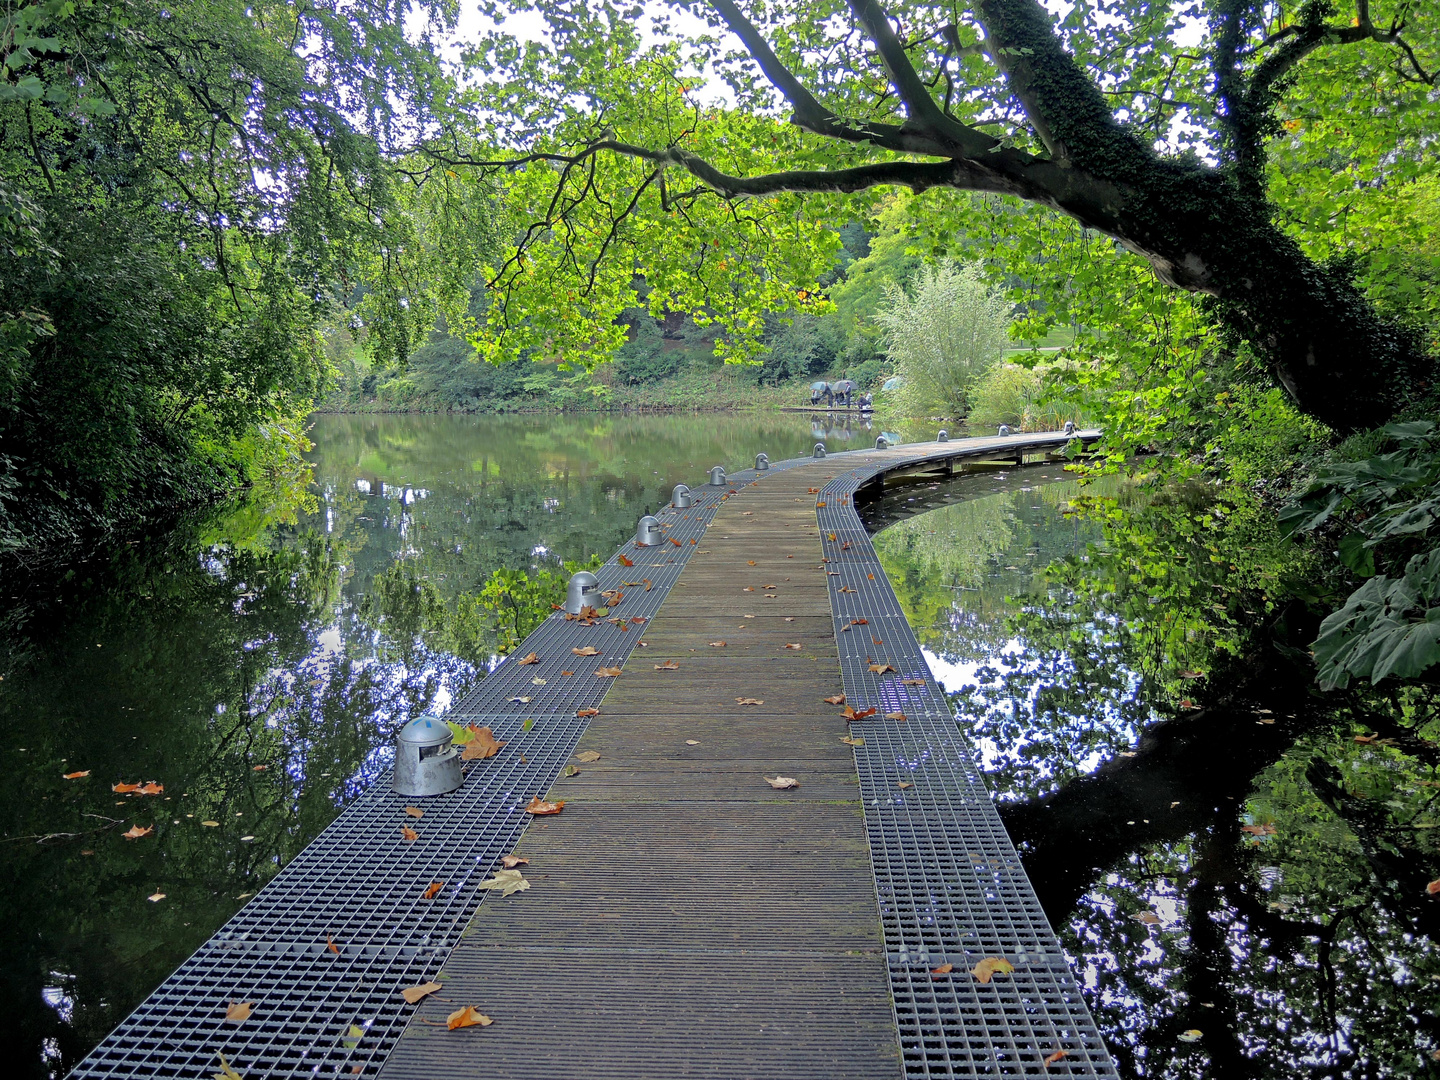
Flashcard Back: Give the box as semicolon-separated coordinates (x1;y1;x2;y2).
224;1001;253;1023
213;1051;245;1080
477;868;530;896
1178;1029;1202;1043
970;957;1015;983
401;982;442;1005
446;1006;493;1030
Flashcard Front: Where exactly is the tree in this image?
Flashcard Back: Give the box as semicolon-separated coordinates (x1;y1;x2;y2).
453;0;1437;434
874;262;1010;417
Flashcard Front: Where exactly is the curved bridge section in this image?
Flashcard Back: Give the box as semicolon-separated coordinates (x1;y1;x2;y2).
67;431;1113;1080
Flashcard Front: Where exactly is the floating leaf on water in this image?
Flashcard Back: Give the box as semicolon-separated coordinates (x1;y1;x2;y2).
122;824;153;840
112;782;141;794
401;982;442;1005
1177;1029;1203;1043
148;891;166;902
62;770;91;780
765;776;800;790
224;1001;253;1024
970;957;1015;984
1132;911;1161;925
446;1006;493;1030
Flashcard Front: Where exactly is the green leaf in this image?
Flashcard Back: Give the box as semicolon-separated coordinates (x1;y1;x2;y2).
1338;533;1375;577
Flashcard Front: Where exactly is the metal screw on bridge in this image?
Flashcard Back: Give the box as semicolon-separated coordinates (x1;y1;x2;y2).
670;483;692;508
937;429;949;442
392;714;462;797
754;452;769;471
708;465;727;486
635;514;662;546
813;441;826;459
564;570;601;614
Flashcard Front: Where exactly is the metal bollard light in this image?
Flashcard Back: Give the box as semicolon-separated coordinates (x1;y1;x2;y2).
392;714;463;797
813;442;826;459
755;453;769;471
671;483;692;508
635;514;663;546
708;465;727;486
1064;420;1076;436
937;429;949;442
998;424;1012;436
564;570;602;614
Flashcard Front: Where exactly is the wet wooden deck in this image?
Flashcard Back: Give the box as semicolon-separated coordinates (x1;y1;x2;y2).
380;462;902;1078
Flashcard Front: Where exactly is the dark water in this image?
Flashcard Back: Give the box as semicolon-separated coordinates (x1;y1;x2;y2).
2;415;1434;1078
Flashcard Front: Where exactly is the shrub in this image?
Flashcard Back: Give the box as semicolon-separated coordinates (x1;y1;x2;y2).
874;263;1010;418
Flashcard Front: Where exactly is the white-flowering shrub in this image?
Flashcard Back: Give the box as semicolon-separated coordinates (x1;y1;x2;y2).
874;263;1010;418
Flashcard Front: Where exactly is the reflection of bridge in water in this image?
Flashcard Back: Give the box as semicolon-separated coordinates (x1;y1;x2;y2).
69;430;1115;1080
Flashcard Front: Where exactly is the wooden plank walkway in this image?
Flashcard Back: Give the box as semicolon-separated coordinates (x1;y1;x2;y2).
380;464;902;1078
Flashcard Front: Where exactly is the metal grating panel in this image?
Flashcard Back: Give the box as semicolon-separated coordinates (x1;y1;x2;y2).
815;439;1117;1078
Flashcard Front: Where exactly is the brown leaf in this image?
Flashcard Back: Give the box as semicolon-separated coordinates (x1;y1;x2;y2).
747;560;757;566
850;618;869;626
930;963;954;977
970;957;1015;984
562;670;575;677
561;765;580;778
147;891;165;902
1132;911;1161;925
824;694;847;705
62;770;91;779
742;586;754;592
327;934;340;954
619;553;635;567
112;781;141;793
525;796;564;815
122;824;153;840
735;698;764;705
404;806;424;819
765;776;800;790
572;646;600;656
400;826;419;842
670;537;682;547
884;712;907;721
421;882;444;899
446;1006;493;1030
654;660;679;670
460;727;506;761
709;641;727;648
897;781;913;790
868;663;896;674
1044;1050;1069;1067
501;854;529;869
595;666;623;678
576;707;599;717
1427;879;1440;896
841;736;865;747
401;982;442;1005
842;706;878;721
575;751;601;762
808;488;820;494
901;678;925;686
517;652;540;665
782;643;802;649
643;579;652;591
224;1001;253;1024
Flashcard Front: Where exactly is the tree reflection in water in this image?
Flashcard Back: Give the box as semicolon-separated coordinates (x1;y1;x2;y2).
865;468;1440;1079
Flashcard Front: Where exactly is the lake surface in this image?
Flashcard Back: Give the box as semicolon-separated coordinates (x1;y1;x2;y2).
1;413;1433;1079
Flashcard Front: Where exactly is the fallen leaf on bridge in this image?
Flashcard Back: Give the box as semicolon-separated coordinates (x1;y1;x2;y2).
526;797;564;815
342;1024;365;1048
618;553;634;567
686;740;700;745
576;708;599;717
575;751;601;762
898;781;913;789
501;854;529;868
531;677;546;685
63;770;90;779
736;698;764;705
970;957;1015;984
643;578;653;591
508;696;532;704
670;537;682;547
224;1002;253;1024
930;963;954;977
460;728;506;761
122;824;153;840
447;1007;494;1030
327;934;339;954
808;488;820;494
842;707;878;721
401;982;442;1005
595;666;622;678
748;560;757;566
765;776;800;790
400;826;419;842
902;679;925;686
404;806;424;818
421;882;444;899
841;736;864;747
783;643;802;650
1044;1050;1069;1066
477;869;530;897
824;694;846;705
562;765;580;777
213;1052;244;1080
868;663;896;674
517;652;540;665
562;671;575;677
709;641;727;648
885;712;907;721
742;586;754;592
572;646;600;656
654;660;679;670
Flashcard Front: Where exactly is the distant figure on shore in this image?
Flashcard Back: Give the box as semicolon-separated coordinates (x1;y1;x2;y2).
831;379;855;407
810;381;832;407
859;392;873;412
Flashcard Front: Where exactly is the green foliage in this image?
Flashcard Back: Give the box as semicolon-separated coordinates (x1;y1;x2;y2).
968;364;1042;430
614;313;682;385
472;556;602;654
751;311;838;385
875;262;1010;418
